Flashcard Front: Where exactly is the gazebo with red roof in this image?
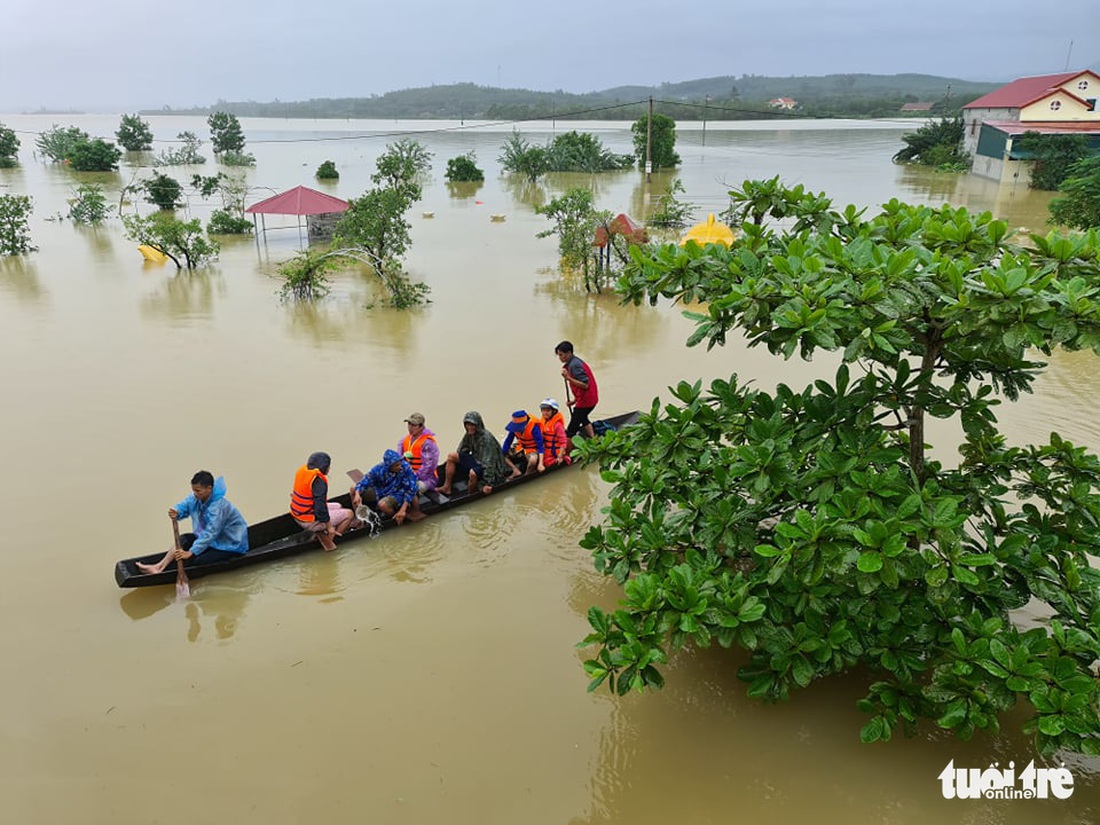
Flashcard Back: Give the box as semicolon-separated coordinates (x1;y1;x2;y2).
245;185;350;243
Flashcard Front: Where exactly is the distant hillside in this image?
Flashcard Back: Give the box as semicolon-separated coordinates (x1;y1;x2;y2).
147;73;1001;121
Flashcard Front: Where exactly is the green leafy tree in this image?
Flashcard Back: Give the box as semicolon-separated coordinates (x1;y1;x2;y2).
372;138;431;201
122;212;219;269
35;125;89;164
155;132;206;166
219;150;255;167
648;179;694;228
68;183;109;224
0;194;34;254
334;187;414;267
583;179;1100;756
277;250;339;301
444;151;484;182
316;160;339;180
1016;132;1091;191
499;130;549;182
0;124;20;168
632;114;681;170
207;209;253;235
143;173;183;211
207;112;246;155
67;138;122;172
893;116;967;168
1049;157;1100;230
116;114;153;151
534;187;615;291
546;131;633;172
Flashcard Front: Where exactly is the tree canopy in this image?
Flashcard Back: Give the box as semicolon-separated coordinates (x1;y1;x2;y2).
580;180;1100;755
632;113;681;170
116;114;154;151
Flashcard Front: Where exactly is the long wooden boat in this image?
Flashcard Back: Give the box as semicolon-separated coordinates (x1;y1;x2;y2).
114;411;639;588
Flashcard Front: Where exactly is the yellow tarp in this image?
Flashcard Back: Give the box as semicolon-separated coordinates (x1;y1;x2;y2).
680;214;734;248
137;245;168;263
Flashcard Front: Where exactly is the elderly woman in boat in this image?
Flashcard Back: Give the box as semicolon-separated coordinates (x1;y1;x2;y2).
137;471;250;573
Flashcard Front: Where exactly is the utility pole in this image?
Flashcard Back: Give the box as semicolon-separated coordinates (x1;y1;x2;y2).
702;94;710;147
646;96;653;183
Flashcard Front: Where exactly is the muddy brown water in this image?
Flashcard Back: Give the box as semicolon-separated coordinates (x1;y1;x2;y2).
0;116;1095;823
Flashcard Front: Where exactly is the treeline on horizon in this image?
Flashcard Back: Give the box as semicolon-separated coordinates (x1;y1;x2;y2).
144;73;998;121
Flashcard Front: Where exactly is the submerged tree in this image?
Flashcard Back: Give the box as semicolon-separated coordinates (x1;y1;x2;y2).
68;183;109;224
0;123;20;168
580;180;1100;755
1049;157;1100;230
116;114;154;151
208;112;246;155
155;132;207;166
0;194;34;255
444;151;484;182
498;130;548;182
1015;132;1090;191
35;125;89;164
632;113;681;170
893;116;967;169
67;138;122;172
122;213;219;269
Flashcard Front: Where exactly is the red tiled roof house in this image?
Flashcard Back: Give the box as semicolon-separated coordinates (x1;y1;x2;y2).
962;70;1100;181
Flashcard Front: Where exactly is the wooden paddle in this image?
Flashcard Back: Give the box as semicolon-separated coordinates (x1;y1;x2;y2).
172;519;190;600
563;375;574;408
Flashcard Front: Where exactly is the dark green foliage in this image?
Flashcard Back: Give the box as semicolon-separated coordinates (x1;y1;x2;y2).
584;179;1100;755
143;173;183;211
218;150;255;167
632;114;681;170
155;132;206;166
546;131;634;172
208;112;246;155
316;160;339;180
35;125;89;164
116;114;153;151
372;138;431;201
893;116;967;168
334;187;414;265
67;138;122;172
190;174;223;199
68;184;109;224
122;212;219;269
0;194;34;254
1049;157;1100;230
207;209;253;235
444;151;484;182
0;124;20;168
153;74;997;120
278;250;337;301
1015;132;1091;191
648;179;694;228
498;130;548;182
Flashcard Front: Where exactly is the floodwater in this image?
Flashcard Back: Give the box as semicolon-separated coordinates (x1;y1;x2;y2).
0;115;1096;823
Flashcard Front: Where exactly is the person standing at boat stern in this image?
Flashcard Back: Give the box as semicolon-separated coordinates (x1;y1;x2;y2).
399;412;439;493
137;471;249;574
555;340;599;441
352;449;424;525
438;411;518;497
290;451;356;551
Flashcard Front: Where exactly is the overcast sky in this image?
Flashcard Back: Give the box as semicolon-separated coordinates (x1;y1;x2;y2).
2;0;1096;111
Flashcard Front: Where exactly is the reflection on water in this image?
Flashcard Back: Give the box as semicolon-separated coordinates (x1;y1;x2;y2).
119;583;251;643
446;180;485;200
139;268;226;321
503;174;548;209
0;256;46;303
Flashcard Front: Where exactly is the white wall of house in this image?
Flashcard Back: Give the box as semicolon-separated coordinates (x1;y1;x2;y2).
963;107;1016;155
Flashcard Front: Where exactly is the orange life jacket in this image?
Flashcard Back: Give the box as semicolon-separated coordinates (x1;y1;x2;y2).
513;416;543;454
400;431;437;474
290;465;325;521
541;412;567;463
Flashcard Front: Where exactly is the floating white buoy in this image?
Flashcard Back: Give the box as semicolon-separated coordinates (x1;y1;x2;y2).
490;213;506;222
422;211;434;219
